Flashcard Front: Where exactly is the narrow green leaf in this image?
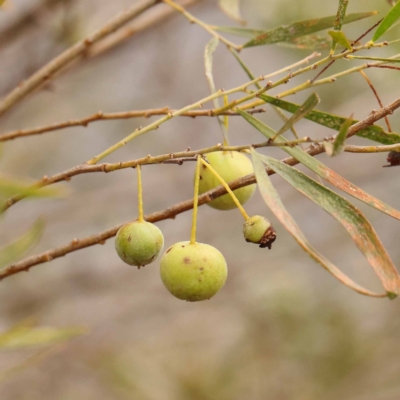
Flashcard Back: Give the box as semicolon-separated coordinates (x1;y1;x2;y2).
204;38;229;145
237;109;400;221
325;114;353;156
330;0;349;52
213;26;264;38
0;175;68;200
273;93;320;139
260;154;400;297
251;149;384;298
0;323;87;350
218;0;245;25
280;35;331;50
372;1;400;42
259;94;400;145
0;218;45;269
243;11;377;48
328;30;352;50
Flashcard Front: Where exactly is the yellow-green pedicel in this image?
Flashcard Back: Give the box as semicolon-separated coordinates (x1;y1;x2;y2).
115;221;164;267
199;151;256;210
160;242;228;301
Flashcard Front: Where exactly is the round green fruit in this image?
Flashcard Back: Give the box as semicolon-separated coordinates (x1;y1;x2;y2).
198;151;256;210
243;215;276;249
115;221;164;267
160;241;228;302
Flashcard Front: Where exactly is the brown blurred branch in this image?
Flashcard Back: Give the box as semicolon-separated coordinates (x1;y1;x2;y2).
0;0;160;117
87;0;201;58
0;107;266;142
1;97;400;279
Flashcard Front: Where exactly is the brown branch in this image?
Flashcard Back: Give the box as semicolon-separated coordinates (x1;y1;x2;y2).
0;108;266;142
359;70;392;132
0;0;160;118
0;152;303;281
87;0;201;58
2;97;400;279
3;96;400;212
1;137;319;211
310;18;383;83
368;64;400;71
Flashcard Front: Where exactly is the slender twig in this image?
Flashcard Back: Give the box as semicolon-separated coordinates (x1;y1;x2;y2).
0;0;160;117
368;65;400;71
87;0;201;58
86;74;269;165
0;108;265;142
4;95;400;212
309;18;383;83
0;138;320;212
344;143;400;153
161;0;240;50
359;70;392;132
2;98;400;280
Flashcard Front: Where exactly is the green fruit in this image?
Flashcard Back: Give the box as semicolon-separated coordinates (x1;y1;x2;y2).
198;151;256;210
115;221;164;267
243;215;276;249
160;241;228;301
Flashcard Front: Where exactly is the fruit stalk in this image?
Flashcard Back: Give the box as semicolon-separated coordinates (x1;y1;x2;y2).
200;157;250;220
137;164;144;222
190;156;202;244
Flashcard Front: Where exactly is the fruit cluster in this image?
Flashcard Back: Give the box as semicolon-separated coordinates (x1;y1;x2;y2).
114;152;276;302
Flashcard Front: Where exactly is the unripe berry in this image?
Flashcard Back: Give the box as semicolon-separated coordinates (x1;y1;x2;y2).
243;215;276;249
160;241;227;301
198;151;256;210
115;221;164;267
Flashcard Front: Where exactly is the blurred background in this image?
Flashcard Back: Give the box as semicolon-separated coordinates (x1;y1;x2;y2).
0;0;400;399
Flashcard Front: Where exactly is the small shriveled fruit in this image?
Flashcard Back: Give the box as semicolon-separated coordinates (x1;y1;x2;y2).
115;221;164;267
198;151;256;210
160;241;227;301
243;215;276;249
387;151;400;166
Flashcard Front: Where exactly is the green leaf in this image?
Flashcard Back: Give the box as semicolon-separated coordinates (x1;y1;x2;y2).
273;93;320;140
330;0;349;52
243;11;377;48
372;1;400;42
328;30;352;50
280;35;331;50
324;114;353;156
218;0;245;25
0;175;68;201
237;109;400;221
260;154;400;297
0;322;87;350
251;149;385;298
259;94;400;145
215;26;332;50
204;38;229;145
0;218;45;269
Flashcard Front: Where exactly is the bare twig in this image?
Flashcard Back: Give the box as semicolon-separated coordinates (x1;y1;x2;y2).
344;143;400;153
310;18;383;83
2;97;400;279
162;0;240;50
359;70;392;132
0;0;160;117
0;108;266;142
1;138;319;211
87;0;201;58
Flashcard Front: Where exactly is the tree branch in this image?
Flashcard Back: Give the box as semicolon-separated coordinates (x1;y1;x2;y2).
0;108;266;142
0;0;160;117
2;96;400;280
3;96;400;212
